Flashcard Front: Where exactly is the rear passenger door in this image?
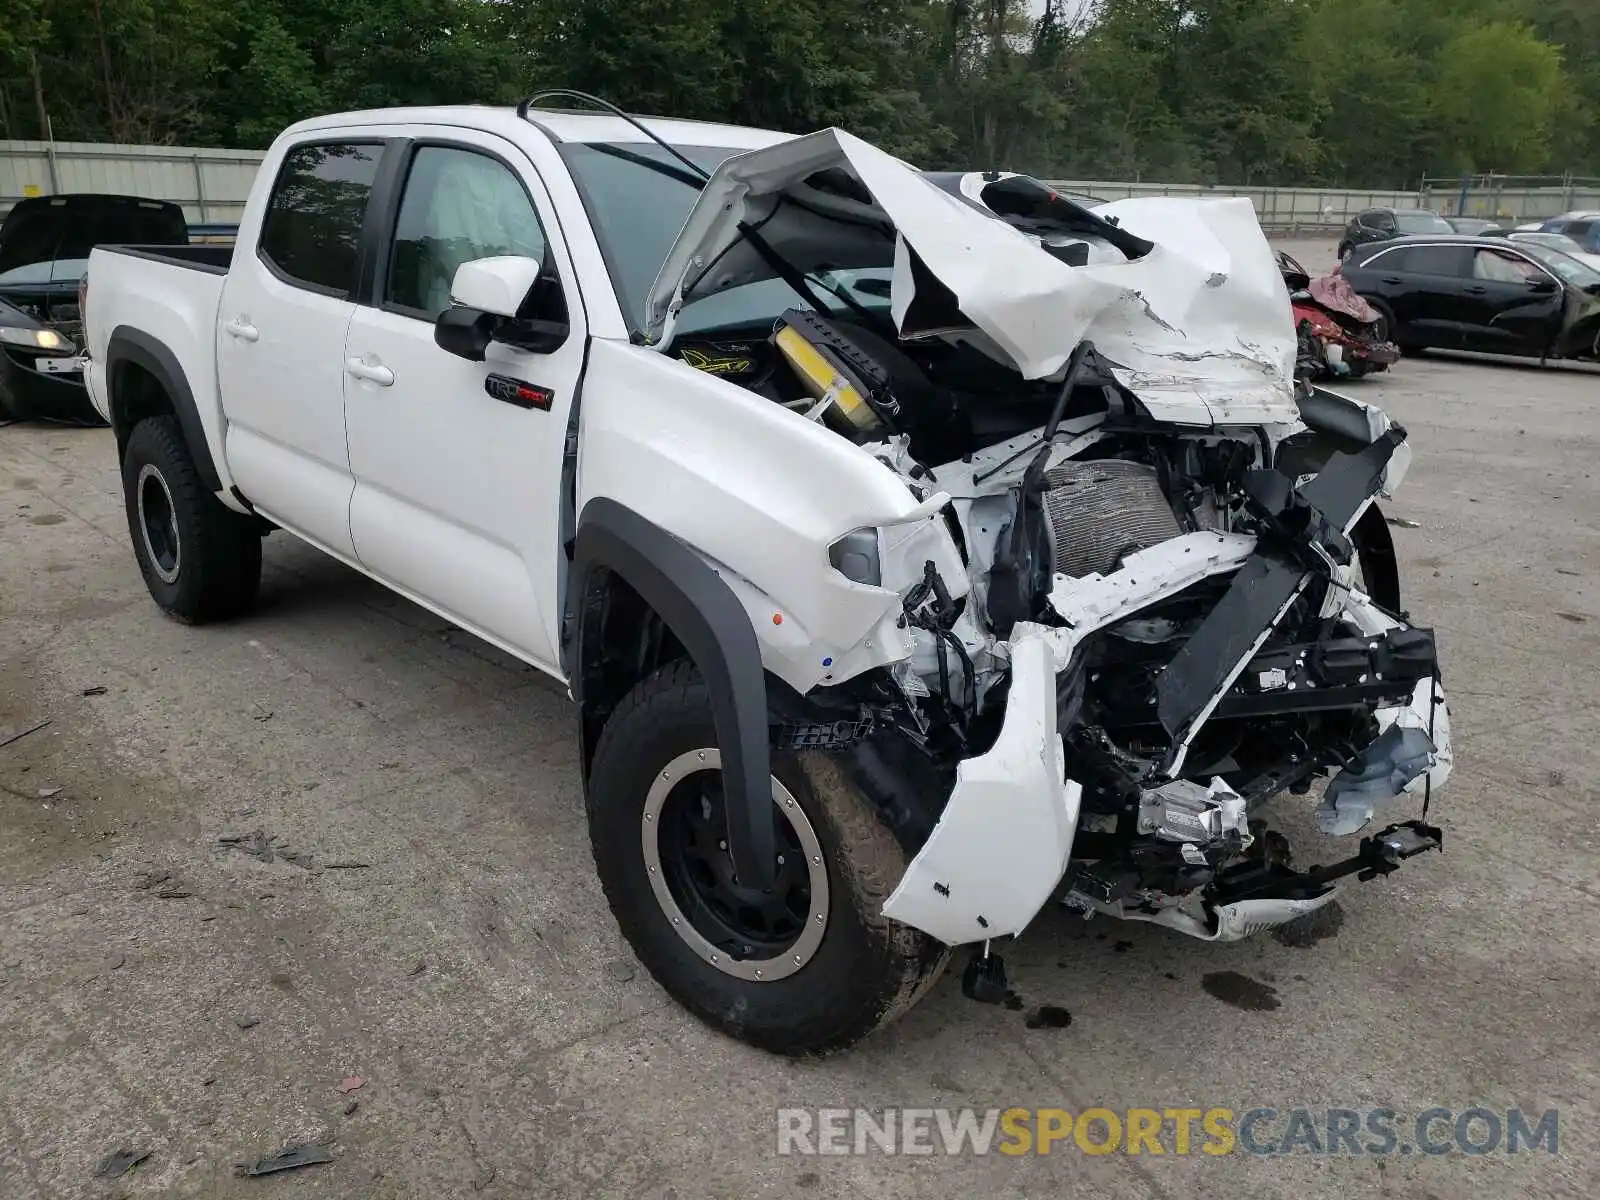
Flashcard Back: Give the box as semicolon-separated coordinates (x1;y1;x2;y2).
218;141;384;558
1366;244;1470;347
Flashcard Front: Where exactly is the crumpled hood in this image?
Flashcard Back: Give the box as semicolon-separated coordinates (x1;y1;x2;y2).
643;128;1300;426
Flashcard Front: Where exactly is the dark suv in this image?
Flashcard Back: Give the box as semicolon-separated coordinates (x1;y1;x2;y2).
1337;207;1453;259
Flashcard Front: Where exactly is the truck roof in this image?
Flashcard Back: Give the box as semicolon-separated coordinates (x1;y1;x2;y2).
281;106;792;151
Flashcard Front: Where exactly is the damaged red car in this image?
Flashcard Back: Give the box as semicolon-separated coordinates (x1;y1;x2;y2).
1280;251;1400;380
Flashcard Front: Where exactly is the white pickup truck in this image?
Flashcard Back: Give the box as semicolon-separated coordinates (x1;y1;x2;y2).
83;97;1453;1054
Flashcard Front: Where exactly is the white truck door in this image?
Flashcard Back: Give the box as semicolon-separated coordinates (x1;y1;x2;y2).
342;132;586;671
217;139;385;560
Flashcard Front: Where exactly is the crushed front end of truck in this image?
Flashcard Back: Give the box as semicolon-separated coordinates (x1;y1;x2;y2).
618;127;1452;1036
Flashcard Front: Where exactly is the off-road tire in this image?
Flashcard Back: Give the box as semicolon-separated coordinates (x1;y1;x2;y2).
587;661;950;1055
121;415;261;623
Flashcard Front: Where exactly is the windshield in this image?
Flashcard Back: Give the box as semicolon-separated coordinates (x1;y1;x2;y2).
560;141;893;337
1517;232;1584;254
1395;212;1452;234
1520;244;1600;286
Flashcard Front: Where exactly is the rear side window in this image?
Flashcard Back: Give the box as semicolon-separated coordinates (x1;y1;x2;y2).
258;142;383;296
1372;245;1463;276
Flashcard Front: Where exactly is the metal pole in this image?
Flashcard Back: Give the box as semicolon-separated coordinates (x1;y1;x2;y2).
43;113;61;194
193;154;208;222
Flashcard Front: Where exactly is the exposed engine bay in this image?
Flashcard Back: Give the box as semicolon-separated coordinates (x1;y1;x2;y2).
652;133;1452;960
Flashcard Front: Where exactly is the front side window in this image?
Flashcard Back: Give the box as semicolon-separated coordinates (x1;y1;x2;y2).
258;142;383;296
1473;249;1541;284
385;147;548;320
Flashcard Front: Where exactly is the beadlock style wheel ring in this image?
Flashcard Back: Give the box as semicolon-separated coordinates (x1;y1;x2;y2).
641;749;829;982
136;463;181;584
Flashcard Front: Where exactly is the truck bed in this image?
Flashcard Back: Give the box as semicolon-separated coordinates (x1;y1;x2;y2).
101;243;233;273
83;244;233;496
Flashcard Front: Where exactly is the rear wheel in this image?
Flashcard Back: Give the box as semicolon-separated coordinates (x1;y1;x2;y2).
586;661;949;1055
121;416;262;623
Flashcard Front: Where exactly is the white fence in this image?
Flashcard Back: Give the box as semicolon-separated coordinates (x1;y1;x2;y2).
0;140;265;224
5;140;1599;232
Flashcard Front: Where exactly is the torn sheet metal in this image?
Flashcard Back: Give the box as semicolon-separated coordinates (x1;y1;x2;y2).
643;129;1299;424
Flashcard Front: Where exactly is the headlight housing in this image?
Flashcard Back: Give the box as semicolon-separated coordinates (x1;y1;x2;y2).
0;326;74;353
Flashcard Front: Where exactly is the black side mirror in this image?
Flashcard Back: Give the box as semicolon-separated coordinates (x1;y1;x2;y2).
435;306;497;362
434;306;570;361
1528;277;1559;294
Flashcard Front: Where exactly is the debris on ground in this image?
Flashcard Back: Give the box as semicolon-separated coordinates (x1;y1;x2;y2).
238;1143;333;1176
155;887;194;899
603;960;636;983
1554;611;1588;624
336;1077;364;1095
37;786;62;798
81;686;108;697
1384;516;1422;529
322;861;371;870
0;718;51;748
405;960;427;978
250;704;274;722
234;1015;260;1030
94;1149;150;1179
343;1100;360;1116
218;830;315;868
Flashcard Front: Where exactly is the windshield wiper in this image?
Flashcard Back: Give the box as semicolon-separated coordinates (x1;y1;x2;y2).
519;89;711;185
583;142;708;191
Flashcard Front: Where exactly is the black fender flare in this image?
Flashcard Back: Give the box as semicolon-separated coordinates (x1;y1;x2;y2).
105;326;223;492
569;497;775;889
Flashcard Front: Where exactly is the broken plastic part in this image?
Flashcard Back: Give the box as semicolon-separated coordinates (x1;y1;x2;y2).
1318;724;1436;835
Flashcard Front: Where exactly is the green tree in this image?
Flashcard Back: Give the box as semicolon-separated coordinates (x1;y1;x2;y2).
1432;20;1566;172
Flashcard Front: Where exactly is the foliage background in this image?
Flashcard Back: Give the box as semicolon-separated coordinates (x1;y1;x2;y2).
1;0;1595;185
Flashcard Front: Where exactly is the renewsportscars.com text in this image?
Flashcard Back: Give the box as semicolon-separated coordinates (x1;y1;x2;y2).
776;1106;1560;1157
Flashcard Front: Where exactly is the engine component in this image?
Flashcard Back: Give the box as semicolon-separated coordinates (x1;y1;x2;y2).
773;320;887;436
1040;459;1182;578
1137;777;1251;849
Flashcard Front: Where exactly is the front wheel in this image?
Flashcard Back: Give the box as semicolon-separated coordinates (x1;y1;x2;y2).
586;662;949;1055
121;416;262;623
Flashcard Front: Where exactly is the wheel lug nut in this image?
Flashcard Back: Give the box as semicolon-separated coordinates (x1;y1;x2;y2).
719;840;727;850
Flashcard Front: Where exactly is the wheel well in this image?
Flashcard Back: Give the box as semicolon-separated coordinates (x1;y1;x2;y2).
576;568;687;773
109;359;175;459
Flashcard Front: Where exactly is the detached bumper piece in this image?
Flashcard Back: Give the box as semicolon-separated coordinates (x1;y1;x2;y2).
1312;819;1444;884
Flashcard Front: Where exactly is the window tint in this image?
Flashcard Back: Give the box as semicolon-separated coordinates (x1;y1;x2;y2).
1383;245;1464;276
1474;249;1541;284
385;147;547;319
1394;211;1452;234
1565;221;1594;237
258;143;382;295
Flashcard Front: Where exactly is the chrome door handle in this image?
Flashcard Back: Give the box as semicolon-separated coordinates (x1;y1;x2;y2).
223;317;258;342
345;357;395;387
